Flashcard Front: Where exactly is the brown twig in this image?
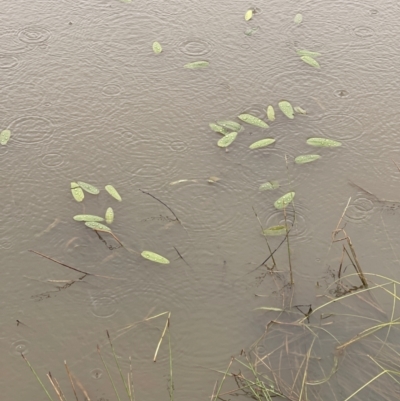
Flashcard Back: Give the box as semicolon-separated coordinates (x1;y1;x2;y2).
154;312;171;362
47;372;66;401
64;361;79;401
139;189;180;223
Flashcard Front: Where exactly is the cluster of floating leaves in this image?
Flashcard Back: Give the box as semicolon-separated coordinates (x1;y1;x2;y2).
297;49;321;69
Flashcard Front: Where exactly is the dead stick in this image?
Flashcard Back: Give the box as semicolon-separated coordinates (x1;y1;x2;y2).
64;361;79;401
332;197;351;241
346;235;368;287
139;189;180;223
154;312;171;362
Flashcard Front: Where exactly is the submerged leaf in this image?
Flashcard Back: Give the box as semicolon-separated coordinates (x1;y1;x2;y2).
266;105;275;121
141;250;170;264
238;114;268;128
263;225;288;236
105;185;122;201
294;106;307;114
85;221;112;232
77;181;100;195
71;182;84;202
295;154;321;164
306;138;342;147
0;129;11;145
184;61;209;69
217;120;242;132
278;101;294;119
152;41;162;54
209;123;229;135
73;215;104;222
294;13;303;24
297;49;321;58
249;138;275;149
218;132;237;147
244;26;259;36
274;192;295;210
259;181;279;191
207;176;220;184
245;9;253;21
105;207;114;224
301;55;320;68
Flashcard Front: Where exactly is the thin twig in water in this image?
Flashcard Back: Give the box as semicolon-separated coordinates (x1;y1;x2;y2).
154;312;171;362
64;361;79;401
47;372;65;401
283;207;293;286
252;207;276;268
97;344;121;401
173;246;190;267
332;197;351;242
129;356;136;401
139;189;180;223
168;324;174;401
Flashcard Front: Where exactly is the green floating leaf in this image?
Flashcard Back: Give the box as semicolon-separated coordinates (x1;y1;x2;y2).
238;114;268;128
152;41;162;54
85;221;112;232
141;250;170;264
218;132;237;148
294;13;303;24
274;192;295;210
73;215;104;222
301;55;320;68
294;106;307;114
244;26;259;36
266;105;275;122
295;154;321;164
263;225;288;236
249;138;275;149
184;61;209;69
77;181;100;195
245;9;253;21
259;181;279;191
0;129;11;145
71;182;84;202
306;138;342;147
209;123;229;135
217;120;242;132
278;101;294;119
105;207;114;224
105;185;122;201
297;49;321;58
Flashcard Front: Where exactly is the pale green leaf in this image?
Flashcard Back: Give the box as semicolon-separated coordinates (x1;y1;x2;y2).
274;192;295;210
152;41;162;54
238;114;269;128
294;13;303;24
105;207;114;224
209;123;229;135
306;138;342;147
73;215;104;222
294;106;307;114
71;182;84;202
85;221;112;232
141;250;170;264
184;61;209;69
245;9;253;21
0;129;11;145
295;154;321;164
217;120;242;131
77;181;100;195
266;105;275;121
263;225;288;236
244;27;259;36
218;132;237;147
278;100;294;119
105;185;122;201
297;49;321;58
259;181;279;191
301;55;320;68
249;138;275;149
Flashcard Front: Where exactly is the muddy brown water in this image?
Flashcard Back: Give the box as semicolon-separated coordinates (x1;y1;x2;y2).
2;1;400;400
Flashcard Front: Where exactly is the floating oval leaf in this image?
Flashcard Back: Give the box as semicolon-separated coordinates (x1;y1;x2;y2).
245;9;253;21
274;192;295;210
0;129;11;145
266;105;275;122
306;138;342;147
141;250;170;264
105;185;122;201
278;101;294;119
218;132;237;148
184;61;209;69
300;55;320;68
85;221;111;232
263;225;288;236
71;182;84;202
105;207;114;224
249;138;275;150
217;120;242;132
152;41;162;54
77;181;100;195
238;114;268;128
73;215;104;222
294;13;303;24
295;154;321;164
209;123;229;135
294;106;307;114
297;49;321;58
259;181;279;191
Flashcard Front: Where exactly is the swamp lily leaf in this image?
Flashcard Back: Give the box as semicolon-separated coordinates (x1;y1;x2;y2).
294;13;303;24
297;49;321;58
263;225;288;236
217;120;242;132
71;182;84;202
274;192;295;210
278;101;294;119
218;132;237;147
141;250;170;264
306;138;342;147
300;55;320;68
77;181;100;195
295;154;321;164
85;221;112;232
294;106;307;114
209;123;229;135
105;207;114;224
266;105;275;121
105;185;122;201
245;9;253;21
152;41;162;54
73;215;104;222
184;61;209;69
259;181;279;191
0;129;11;145
238;114;268;128
249;138;275;149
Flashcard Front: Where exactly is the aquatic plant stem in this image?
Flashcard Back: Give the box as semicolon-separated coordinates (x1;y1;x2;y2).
97;344;121;401
64;361;79;401
168;326;174;401
154;312;171;362
252;207;276;268
47;372;66;401
213;357;234;401
283;208;293;285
